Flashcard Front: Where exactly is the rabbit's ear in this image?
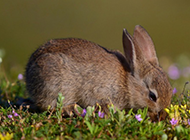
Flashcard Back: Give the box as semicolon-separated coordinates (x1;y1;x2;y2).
122;29;136;74
133;25;159;66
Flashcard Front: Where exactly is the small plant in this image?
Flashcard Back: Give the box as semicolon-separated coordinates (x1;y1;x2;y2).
1;59;190;139
0;132;13;140
165;82;190;129
56;93;65;123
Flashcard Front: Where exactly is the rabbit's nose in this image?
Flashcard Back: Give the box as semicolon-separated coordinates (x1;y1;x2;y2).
148;112;159;122
158;109;168;121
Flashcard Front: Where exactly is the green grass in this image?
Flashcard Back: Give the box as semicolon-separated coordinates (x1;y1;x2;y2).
0;77;190;140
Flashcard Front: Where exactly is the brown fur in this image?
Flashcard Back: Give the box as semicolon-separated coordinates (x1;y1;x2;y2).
25;25;172;120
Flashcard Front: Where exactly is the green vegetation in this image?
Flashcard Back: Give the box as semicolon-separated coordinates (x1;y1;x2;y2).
0;72;190;140
1;51;190;139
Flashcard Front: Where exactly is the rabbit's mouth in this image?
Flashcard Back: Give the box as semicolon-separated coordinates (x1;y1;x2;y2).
148;109;168;122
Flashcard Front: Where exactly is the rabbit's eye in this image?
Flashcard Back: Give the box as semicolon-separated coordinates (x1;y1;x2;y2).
149;91;157;102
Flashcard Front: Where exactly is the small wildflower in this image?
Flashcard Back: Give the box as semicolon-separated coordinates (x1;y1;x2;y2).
168;64;180;80
170;118;178;125
12;110;19;117
164;108;170;114
98;111;105;118
135;114;143;122
174;105;179;110
14;112;19;117
188;119;190;125
180;105;186;109
81;109;86;117
0;132;13;140
8;115;13;119
173;88;177;94
18;74;23;80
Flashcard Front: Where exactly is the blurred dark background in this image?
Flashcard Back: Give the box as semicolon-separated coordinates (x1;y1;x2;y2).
0;0;190;80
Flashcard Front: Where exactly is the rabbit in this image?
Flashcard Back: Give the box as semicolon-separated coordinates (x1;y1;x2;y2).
25;25;172;120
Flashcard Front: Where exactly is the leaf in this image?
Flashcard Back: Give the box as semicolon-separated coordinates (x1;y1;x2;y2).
85;121;94;135
74;104;83;115
86;106;95;118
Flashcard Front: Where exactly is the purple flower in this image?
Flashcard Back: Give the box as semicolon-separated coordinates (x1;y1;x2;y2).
8;115;13;119
188;119;190;125
98;111;105;118
12;110;19;117
14;112;19;117
168;64;180;80
81;109;86;117
170;118;178;125
135;114;143;122
18;74;23;80
173;88;177;94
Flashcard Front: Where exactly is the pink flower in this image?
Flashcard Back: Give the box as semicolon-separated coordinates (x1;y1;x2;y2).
173;88;177;94
18;74;23;80
188;119;190;125
81;109;86;117
135;114;143;122
98;111;105;118
170;118;178;125
168;64;180;80
12;110;19;117
8;115;13;119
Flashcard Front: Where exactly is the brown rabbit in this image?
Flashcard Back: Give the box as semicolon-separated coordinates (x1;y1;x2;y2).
25;25;172;120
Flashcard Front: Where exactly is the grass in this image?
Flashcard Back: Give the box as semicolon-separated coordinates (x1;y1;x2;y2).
1;55;190;139
0;77;190;140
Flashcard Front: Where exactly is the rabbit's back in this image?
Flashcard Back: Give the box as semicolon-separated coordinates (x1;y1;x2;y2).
25;38;129;111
